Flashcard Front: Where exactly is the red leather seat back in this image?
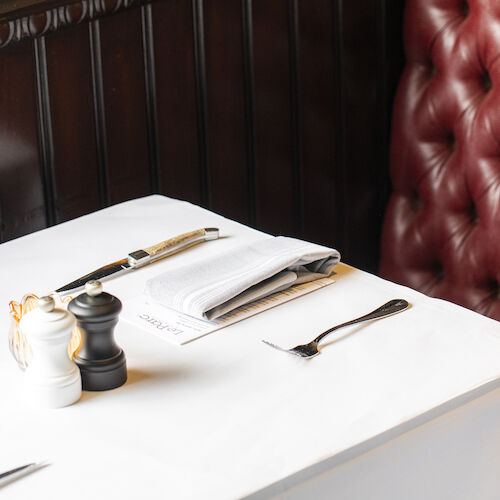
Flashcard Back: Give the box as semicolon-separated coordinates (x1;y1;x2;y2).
380;0;500;320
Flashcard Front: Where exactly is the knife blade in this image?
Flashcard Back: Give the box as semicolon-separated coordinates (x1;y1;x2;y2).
55;227;219;294
0;461;49;487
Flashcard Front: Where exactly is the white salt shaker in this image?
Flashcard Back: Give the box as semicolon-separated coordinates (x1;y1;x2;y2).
20;295;81;408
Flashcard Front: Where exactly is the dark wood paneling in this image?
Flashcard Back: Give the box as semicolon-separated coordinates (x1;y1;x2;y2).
0;0;406;275
204;0;250;224
288;0;304;236
141;3;160;193
241;0;257;227
0;39;46;241
88;19;110;207
152;0;202;204
252;0;295;235
99;8;150;204
0;0;71;17
192;0;210;207
45;23;100;222
377;0;406;204
337;0;383;272
0;0;66;17
298;0;339;249
34;36;56;225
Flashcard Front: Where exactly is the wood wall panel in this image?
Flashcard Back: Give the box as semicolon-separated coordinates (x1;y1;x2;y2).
0;39;46;241
152;0;202;205
298;0;339;249
337;1;384;270
252;0;295;236
0;0;405;274
45;23;100;223
99;9;151;205
204;0;250;224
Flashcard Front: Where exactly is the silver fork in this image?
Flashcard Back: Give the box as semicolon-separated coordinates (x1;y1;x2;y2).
262;299;409;358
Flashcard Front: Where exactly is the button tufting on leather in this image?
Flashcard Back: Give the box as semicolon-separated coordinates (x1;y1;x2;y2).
461;1;470;18
481;72;492;92
446;132;456;151
410;189;423;212
469;204;479;224
380;0;500;321
432;262;445;280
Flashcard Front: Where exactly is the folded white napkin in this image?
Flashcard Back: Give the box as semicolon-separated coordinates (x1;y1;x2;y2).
145;236;341;320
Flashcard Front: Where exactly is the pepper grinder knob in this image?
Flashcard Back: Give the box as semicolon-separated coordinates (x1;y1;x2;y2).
38;295;55;312
68;281;127;391
85;280;103;297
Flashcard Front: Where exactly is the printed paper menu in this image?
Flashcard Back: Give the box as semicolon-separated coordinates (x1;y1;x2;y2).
122;277;335;345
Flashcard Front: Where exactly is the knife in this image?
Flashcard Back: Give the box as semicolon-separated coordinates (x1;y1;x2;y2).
55;227;219;294
0;461;49;487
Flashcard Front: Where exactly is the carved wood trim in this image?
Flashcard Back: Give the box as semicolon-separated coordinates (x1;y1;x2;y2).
0;1;69;18
0;0;151;47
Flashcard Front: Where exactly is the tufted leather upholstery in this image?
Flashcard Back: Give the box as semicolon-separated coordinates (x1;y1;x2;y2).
380;0;500;320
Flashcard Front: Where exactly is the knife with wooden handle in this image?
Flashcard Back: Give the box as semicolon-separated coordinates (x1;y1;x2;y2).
55;227;219;294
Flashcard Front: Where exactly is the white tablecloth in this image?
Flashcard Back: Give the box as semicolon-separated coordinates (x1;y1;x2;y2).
1;195;500;499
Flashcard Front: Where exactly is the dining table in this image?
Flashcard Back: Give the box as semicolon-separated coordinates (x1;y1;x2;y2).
1;194;500;500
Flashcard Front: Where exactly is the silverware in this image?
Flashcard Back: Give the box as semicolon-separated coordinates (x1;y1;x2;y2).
262;299;410;358
0;461;48;487
56;227;219;294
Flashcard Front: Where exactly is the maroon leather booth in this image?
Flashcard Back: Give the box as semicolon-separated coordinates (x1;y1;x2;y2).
380;0;500;320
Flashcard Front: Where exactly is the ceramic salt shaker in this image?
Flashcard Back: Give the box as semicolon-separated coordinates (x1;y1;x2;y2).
20;295;82;408
68;280;127;391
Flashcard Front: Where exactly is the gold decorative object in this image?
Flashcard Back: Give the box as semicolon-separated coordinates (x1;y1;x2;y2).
8;293;82;370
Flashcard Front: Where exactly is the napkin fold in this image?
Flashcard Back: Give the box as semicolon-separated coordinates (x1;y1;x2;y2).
145;236;340;320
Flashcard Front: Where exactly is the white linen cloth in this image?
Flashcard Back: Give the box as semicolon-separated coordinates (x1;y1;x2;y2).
3;196;500;500
144;236;340;319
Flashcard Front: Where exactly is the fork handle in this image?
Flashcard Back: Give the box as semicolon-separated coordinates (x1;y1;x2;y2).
313;299;409;344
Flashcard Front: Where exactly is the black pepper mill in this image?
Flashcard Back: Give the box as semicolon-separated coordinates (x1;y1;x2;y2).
68;280;127;391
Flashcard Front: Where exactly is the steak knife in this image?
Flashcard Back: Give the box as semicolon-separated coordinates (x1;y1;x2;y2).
56;227;219;294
